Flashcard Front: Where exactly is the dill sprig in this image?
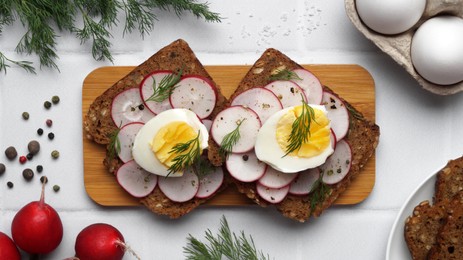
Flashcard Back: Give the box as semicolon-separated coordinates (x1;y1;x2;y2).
107;126;122;162
145;68;183;103
284;97;316;157
184;216;271;260
269;68;302;81
168;130;202;176
0;52;35;74
219;119;245;159
309;172;331;215
0;0;221;74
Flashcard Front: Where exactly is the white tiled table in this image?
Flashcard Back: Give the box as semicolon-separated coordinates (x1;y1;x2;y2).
1;1;463;259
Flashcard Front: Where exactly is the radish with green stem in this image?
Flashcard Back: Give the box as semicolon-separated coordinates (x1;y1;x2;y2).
11;176;63;255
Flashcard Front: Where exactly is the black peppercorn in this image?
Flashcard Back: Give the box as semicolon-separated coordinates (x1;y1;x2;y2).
7;181;13;188
37;128;44;135
40;176;48;183
22;168;34;181
242;154;249;161
26;153;33;160
48;132;55;140
36;165;43;173
4;146;17;160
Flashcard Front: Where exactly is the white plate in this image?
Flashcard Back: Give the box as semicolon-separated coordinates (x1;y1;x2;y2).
385;171;438;260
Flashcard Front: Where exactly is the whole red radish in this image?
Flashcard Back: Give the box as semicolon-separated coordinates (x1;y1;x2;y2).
11;177;63;255
75;223;138;260
0;231;21;259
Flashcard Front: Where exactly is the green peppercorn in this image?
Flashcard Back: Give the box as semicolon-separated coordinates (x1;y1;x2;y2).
51;150;60;159
4;146;17;160
36;165;43;173
0;163;5;175
44;101;52;109
22;112;30;120
7;181;13;188
40;176;48;183
51;95;60;104
22;168;34;181
53;185;60;192
28;140;40;155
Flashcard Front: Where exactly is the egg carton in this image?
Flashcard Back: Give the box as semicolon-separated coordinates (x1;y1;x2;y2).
345;0;463;95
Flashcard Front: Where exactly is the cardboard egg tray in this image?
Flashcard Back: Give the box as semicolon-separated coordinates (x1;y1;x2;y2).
345;0;463;95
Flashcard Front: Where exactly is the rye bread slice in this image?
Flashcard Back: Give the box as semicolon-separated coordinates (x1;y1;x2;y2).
84;39;228;218
434;157;463;204
212;48;380;222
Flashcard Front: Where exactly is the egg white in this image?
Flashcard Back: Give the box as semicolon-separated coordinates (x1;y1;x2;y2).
132;108;209;177
255;105;334;173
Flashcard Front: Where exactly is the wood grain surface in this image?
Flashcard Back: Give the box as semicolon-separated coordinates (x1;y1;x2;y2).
82;65;376;207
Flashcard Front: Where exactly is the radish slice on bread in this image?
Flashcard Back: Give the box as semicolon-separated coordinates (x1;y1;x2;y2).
289;168;320;195
258;167;298;189
116;160;157;198
117;122;144;163
230;87;283;123
292;68;323;105
322;91;349;141
256;183;290;204
158;168;199;202
211;106;261;153
195;167;224;199
321;139;352;185
140;71;175;115
111;88;154;126
264;80;307;108
169;75;217;119
226;150;267;182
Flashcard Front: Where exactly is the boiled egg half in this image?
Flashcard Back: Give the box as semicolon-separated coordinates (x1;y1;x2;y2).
132;108;209;177
255;104;333;173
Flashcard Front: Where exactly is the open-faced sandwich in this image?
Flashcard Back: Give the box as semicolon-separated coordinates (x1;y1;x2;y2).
207;48;380;222
84;39;228;218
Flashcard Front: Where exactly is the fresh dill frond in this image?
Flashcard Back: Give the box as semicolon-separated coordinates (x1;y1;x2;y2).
0;52;36;74
107;126;122;162
167;130;202;176
309;172;331;215
192;155;215;178
183;216;271;260
145;68;183;103
284;97;316;157
148;0;222;23
269;68;302;81
219;119;246;159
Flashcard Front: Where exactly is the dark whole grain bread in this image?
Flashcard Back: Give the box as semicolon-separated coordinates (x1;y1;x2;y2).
434;157;463;204
212;48;380;222
84;39;228;218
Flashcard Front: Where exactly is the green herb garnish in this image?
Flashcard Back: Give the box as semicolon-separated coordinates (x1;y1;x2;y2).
0;0;221;74
309;172;331;215
145;68;183;103
167;130;202;176
107;126;122;162
269;68;302;81
184;216;271;260
219;119;246;159
284;97;316;157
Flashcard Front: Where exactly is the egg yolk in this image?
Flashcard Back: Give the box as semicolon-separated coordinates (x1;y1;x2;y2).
150;121;198;167
276;105;330;158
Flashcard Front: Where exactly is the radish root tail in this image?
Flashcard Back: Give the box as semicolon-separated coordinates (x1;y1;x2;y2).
116;240;141;260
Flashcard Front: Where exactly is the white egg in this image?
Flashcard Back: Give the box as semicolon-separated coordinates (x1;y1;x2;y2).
356;0;426;35
411;16;463;85
132;108;209;177
255;105;334;173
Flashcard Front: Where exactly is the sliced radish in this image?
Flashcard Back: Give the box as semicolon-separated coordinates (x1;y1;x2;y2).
211;106;261;153
117;122;144;163
322;91;350;141
116;160;158;198
330;128;337;150
230;87;283;123
140;71;175;115
111;88;155;126
256;183;290;204
195;167;224;199
158;168;199;202
264;80;307;108
202;119;212;133
226;150;267;182
321;140;352;185
258;167;298;189
169;76;217;119
292;68;323;105
289;168;319;195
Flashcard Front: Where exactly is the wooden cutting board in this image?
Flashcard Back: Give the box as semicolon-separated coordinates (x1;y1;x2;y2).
82;65;376;206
